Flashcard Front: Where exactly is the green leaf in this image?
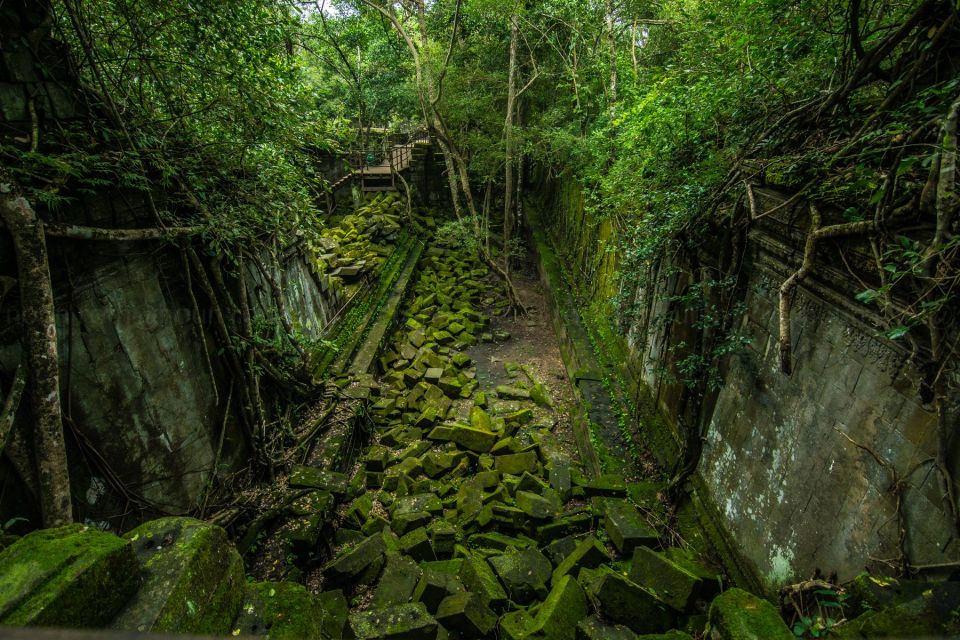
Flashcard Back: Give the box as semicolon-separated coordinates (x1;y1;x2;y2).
855;289;878;303
886;326;910;340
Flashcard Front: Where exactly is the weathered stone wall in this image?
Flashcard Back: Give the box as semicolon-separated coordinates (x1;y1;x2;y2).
0;240;343;520
0;1;346;523
532;170;959;591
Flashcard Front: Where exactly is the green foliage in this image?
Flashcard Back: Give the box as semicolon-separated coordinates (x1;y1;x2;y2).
435;217;482;253
17;0;357;252
789;587;847;638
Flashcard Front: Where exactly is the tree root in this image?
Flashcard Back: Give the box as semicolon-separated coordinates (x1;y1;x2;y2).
0;364;26;456
778;204;876;374
835;429;936;576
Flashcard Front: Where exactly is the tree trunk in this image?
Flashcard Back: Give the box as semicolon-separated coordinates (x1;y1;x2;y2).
503;14;519;277
0;189;73;526
606;0;618;119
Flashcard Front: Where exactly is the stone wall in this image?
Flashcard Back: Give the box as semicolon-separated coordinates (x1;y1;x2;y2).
532;170;959;592
0;0;347;524
0;239;343;521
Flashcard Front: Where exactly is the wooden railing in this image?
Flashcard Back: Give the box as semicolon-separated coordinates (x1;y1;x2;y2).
327;127;431;196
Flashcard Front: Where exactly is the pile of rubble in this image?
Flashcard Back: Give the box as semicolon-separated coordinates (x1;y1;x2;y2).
314;192;406;286
305;245;786;640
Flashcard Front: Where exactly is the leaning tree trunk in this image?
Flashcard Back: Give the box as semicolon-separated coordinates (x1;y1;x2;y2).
503;14;519;277
0;188;72;526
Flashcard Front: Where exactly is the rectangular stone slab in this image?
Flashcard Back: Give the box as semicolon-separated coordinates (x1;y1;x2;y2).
349;602;439;639
373;555;423;609
604;502;658;555
428;424;498;453
288;466;350;494
628;546;702;612
232;581;323;639
585;568;673;634
322;531;388;585
435;591;497;636
0;524;139;628
526;575;588;640
113;517;245;635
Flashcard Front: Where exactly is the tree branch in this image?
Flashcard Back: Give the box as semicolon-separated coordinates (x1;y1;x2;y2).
778;205;876;374
42;223;197;241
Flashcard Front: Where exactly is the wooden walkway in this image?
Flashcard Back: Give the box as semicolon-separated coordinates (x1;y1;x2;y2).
329;141;424;193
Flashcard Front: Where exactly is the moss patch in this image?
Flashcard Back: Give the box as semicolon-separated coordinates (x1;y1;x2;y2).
706;588;792;640
112;517;245;635
232;581;323;639
0;524;139;628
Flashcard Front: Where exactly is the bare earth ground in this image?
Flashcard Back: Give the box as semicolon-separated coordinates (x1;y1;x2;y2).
466;258;580;463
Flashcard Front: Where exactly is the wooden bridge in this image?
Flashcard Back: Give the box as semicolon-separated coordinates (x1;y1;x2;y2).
329;131;431;194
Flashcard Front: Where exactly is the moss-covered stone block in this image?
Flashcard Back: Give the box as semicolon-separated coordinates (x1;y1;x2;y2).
495;451;539;475
537;512;593;540
285;511;325;550
629;546;701;612
413;566;465;613
436;591;498;636
289;466;350;495
834;580;960;638
501;609;535;640
0;524;139;628
584;475;627;498
393;493;442;517
585;567;673;634
706;588;792;640
576;614;638;639
113;517;244;635
516;490;559;520
373;555;422;608
551;537;610;586
422;451;455;478
323;532;388;587
543;534;585;566
661;548;721;600
400;527;435;562
527;576;589;640
497;385;531;400
349;602;438;639
489;548;552;604
503;408;534;430
431;424;498;453
232;581;322;639
548;461;573;501
318;589;349;639
442;548;503;609
470;406;493;431
391;511;433;537
429;521;457;557
604;502;658;555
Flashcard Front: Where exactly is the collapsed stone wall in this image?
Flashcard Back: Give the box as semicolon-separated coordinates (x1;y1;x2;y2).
532;170;959;591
